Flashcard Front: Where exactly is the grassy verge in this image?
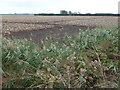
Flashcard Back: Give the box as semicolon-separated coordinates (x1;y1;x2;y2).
2;27;119;88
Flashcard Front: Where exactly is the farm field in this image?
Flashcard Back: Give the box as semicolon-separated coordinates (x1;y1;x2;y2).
2;15;118;43
1;15;120;88
2;15;118;34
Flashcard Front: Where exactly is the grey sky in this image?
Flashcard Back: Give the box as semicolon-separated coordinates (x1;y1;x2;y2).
0;0;119;14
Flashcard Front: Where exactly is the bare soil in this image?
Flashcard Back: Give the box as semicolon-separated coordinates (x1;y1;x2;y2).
2;15;118;43
5;24;91;44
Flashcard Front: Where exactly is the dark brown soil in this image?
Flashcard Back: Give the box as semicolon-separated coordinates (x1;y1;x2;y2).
4;24;94;44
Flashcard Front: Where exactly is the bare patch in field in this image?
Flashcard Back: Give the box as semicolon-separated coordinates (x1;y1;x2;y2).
2;15;118;42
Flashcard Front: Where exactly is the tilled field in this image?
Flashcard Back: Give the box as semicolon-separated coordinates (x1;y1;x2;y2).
2;15;118;43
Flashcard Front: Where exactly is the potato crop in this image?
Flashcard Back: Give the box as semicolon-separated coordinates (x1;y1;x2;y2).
1;15;119;88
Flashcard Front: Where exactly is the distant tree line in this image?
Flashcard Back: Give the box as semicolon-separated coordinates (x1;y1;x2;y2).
34;10;120;16
60;10;81;15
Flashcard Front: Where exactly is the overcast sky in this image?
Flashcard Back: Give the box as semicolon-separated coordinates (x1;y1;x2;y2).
0;0;119;14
